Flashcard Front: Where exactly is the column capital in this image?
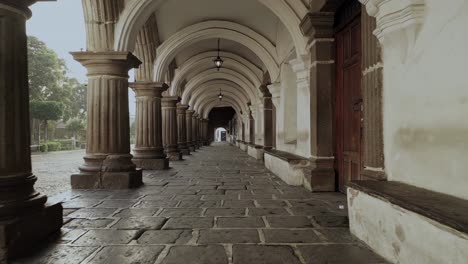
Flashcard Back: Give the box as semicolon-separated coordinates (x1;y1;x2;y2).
177;103;189;110
300;12;335;40
193;113;199;118
129;82;168;97
267;83;282;99
0;0;40;18
162;96;180;107
186;110;195;116
71;51;141;77
259;84;272;98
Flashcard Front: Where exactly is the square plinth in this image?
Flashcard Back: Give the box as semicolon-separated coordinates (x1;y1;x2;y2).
71;169;143;189
133;158;169;170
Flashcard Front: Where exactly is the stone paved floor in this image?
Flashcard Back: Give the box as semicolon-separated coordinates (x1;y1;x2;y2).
16;143;387;264
32;150;83;196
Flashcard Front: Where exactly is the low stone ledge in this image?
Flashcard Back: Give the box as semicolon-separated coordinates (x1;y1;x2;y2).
264;150;309;187
348;181;468;264
247;144;265;160
239;141;248;152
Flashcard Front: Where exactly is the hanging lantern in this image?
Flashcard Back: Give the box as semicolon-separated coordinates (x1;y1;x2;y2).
218;88;223;101
213;38;224;71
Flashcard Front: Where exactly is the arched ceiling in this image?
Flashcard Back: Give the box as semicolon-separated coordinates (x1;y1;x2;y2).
115;0;308;117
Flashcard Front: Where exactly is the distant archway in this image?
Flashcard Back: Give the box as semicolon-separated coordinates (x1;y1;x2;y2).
215;127;227;142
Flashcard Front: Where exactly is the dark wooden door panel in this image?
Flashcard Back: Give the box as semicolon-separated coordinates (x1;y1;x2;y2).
335;13;363;193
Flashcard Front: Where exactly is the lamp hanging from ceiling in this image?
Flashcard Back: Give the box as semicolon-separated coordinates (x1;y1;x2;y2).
218;88;224;101
213;38;224;71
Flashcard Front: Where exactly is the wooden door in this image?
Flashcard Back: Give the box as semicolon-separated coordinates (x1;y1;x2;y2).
335;14;362;193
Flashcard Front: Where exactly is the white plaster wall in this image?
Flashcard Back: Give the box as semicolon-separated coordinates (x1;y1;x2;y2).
348;188;468;264
255;103;264;145
382;0;468;199
264;154;303;186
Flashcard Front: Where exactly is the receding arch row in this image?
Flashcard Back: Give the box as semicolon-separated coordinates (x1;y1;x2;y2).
153;21;279;82
170;51;263;97
114;0;308;58
189;83;250;112
181;70;259;106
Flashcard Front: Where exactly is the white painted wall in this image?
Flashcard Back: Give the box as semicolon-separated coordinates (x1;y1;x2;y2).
381;0;468;199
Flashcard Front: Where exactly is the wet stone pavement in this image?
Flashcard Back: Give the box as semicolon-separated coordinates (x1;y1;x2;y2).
16;143;387;264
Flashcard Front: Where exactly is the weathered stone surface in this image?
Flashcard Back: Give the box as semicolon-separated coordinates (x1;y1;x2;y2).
316;228;356;243
64;218;113;229
163;217;214;229
255;200;289;208
159;208;203;217
266;216;314;228
198;229;260;244
263;229;322;243
73;230;139;245
217;217;265;228
248;208;291;216
161;245;228;264
13;245;97;264
87;245;164;264
313;215;349;227
95;199;139;208
205;208;246;217
67;208;117;218
232;245;301;264
138;230;193;244
299;244;387;264
111;217;166;230
113;208;159;217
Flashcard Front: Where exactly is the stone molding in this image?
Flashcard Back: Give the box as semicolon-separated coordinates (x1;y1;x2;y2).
359;0;426;55
70;51;141;77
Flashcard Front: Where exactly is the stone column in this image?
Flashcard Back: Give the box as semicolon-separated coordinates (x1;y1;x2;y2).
162;96;182;160
186;110;195;152
197;116;203;147
192;113;199;149
177;104;190;155
71;52;142;189
202;119;209;145
248;110;255;145
299;12;336;191
260;85;273;150
0;1;62;258
129;82;169;169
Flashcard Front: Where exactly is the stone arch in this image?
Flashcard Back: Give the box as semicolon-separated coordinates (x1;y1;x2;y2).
114;0;308;57
152;21;279;82
189;84;250;112
198;98;244;119
170;51;263;96
181;70;258;105
192;88;249;115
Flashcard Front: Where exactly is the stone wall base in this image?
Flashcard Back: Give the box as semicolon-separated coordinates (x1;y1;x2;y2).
71;169;143;189
247;145;264;160
133;158;169;170
348;187;468;264
180;148;191;155
0;203;63;260
189;146;196;152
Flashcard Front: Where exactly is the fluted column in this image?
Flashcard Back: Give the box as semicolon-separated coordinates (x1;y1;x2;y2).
202;119;209;145
162;96;182;160
248;111;255;145
71;52;142;189
198;116;203;147
186;110;195;152
260;85;273;150
177;104;190;155
192;113;200;149
0;1;62;259
129;82;169;169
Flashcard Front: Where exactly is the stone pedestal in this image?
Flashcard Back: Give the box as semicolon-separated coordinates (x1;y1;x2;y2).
130;82;169;170
162;96;182;161
0;2;63;259
177;104;190;155
186;110;196;152
71;51;142;189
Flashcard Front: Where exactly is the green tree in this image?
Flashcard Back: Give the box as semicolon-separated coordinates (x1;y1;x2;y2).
66;118;85;140
30;101;64;143
28;36;68;101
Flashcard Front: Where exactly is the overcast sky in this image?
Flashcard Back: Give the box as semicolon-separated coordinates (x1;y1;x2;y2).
27;1;136;117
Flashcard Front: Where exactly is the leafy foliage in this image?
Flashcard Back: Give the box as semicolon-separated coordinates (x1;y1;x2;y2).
66;118;85;133
30;101;64;121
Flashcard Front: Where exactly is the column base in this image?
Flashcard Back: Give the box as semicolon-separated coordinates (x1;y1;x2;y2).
0;202;63;260
133;158;169;170
71;169;143;189
189;145;196;152
167;152;183;161
302;158;335;192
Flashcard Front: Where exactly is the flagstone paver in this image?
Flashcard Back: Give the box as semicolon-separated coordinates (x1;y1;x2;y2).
14;143;387;264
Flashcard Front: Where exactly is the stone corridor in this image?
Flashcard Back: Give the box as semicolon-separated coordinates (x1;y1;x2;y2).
15;143;386;264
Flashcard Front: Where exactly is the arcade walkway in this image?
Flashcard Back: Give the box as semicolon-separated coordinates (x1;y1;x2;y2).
15;143;386;264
